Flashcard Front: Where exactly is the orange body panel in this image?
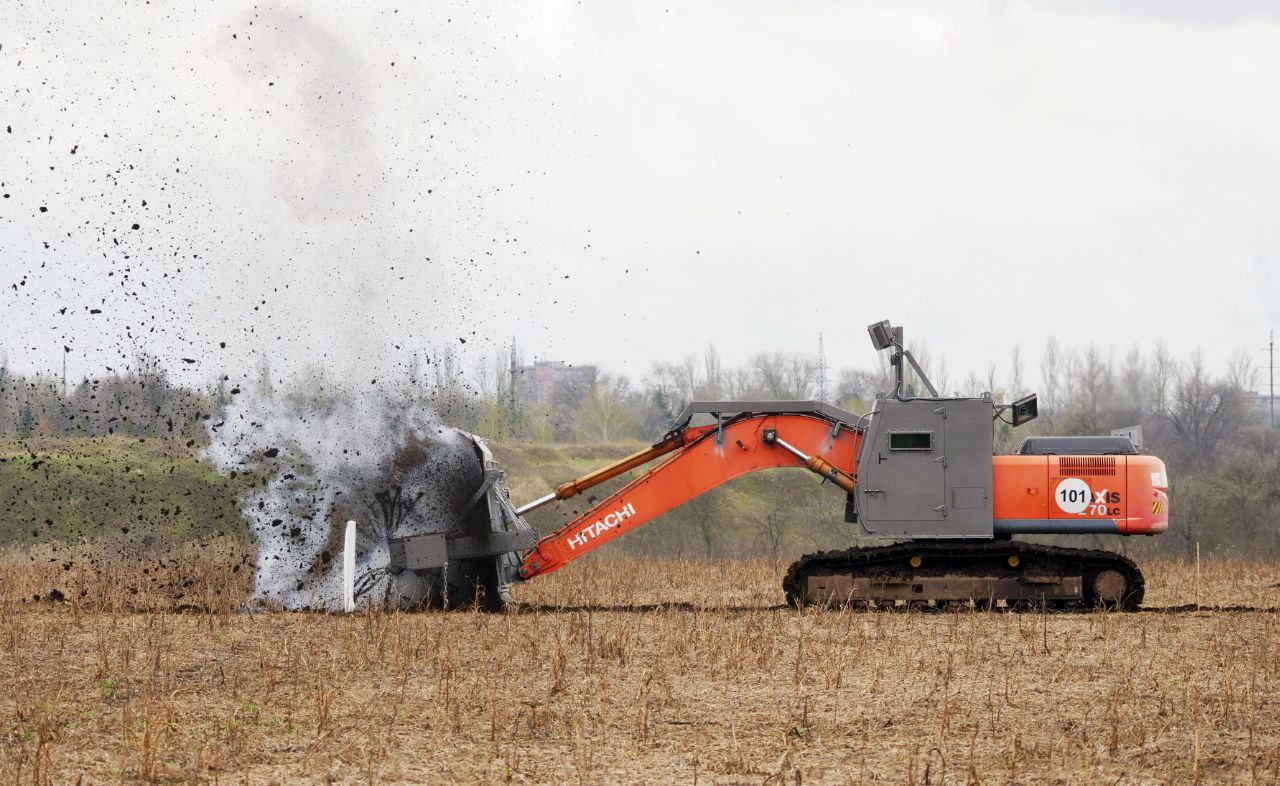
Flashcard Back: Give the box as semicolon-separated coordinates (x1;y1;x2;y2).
991;457;1049;520
993;454;1169;534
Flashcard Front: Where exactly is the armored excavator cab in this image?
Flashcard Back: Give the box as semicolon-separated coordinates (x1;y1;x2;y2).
386;319;1168;610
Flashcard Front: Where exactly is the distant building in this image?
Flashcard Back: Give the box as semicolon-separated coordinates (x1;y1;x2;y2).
514;361;597;407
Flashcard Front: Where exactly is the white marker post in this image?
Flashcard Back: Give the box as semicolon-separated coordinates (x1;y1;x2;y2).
342;520;356;613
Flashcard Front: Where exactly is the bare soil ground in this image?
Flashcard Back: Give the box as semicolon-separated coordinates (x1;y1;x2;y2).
1;552;1278;784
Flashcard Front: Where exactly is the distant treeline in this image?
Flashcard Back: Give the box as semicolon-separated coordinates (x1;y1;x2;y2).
1;340;1277;557
0;352;212;443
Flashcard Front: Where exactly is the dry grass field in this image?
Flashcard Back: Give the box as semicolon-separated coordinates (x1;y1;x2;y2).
1;550;1278;784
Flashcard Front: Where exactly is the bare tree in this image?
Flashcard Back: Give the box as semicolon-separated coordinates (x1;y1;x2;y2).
1227;348;1260;393
752;351;816;399
548;371;594;440
428;345;482;430
1116;346;1147;418
931;356;950;399
1061;345;1114;435
835;367;887;410
1149;343;1176;417
752;352;788;398
903;341;945;397
700;345;724;400
576;374;639;443
1164;349;1252;468
648;356;700;408
1040;338;1062;418
724;366;763;399
1008;344;1024;398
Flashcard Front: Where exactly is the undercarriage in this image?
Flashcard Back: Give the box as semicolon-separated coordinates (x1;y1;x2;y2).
784;540;1144;610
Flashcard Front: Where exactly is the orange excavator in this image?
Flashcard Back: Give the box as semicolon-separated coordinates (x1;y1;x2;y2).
386;319;1169;610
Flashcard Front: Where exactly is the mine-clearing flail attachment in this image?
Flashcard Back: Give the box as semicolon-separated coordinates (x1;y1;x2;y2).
385;434;538;611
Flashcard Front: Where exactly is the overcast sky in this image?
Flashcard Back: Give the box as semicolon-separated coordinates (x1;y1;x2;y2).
3;1;1279;391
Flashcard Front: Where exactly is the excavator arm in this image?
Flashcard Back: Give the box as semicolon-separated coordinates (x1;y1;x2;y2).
516;410;862;580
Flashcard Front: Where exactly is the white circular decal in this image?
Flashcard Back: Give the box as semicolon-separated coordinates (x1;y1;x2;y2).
1054;478;1091;514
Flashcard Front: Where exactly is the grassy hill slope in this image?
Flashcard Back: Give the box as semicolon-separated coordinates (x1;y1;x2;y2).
0;437;248;547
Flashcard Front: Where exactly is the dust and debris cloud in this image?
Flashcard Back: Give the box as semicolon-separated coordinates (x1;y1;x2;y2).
202;384;471;610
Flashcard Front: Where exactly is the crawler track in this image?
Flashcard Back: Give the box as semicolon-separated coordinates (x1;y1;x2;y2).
784;540;1144;610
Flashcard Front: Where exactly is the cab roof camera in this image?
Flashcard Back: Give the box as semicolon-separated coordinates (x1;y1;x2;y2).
867;320;895;351
1011;393;1038;427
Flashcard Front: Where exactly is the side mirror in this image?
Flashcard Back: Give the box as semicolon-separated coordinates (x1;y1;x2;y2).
1011;393;1038;427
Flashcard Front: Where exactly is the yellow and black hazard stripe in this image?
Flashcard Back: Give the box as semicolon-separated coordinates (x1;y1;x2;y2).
1152;499;1163;515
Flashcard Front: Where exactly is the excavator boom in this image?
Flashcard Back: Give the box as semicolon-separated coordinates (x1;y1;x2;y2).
518;410;861;579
